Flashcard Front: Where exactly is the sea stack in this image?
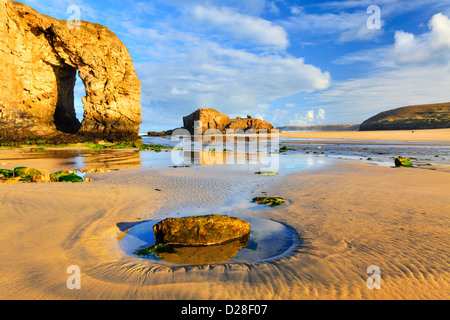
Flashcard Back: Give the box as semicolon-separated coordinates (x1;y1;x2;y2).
182;108;276;134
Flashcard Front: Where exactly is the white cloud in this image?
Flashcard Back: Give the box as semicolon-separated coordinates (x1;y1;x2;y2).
285;103;295;108
429;13;450;49
289;109;325;126
137;41;331;123
282;8;383;43
290;6;303;15
392;13;450;66
192;5;289;49
393;31;431;65
267;1;280;15
317;108;325;120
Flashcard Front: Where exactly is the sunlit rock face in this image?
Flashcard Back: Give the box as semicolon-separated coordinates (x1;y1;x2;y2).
183;108;275;134
0;0;141;142
153;215;251;246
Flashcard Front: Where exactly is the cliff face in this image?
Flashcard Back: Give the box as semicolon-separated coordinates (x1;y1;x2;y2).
359;103;450;131
182;108;275;134
0;0;142;142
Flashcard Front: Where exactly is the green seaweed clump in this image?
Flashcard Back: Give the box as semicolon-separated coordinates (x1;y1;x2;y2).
135;244;169;256
252;197;287;207
255;171;279;176
279;146;292;152
58;173;84;183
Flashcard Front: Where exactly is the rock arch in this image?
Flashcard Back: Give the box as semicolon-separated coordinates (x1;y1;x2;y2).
0;0;142;142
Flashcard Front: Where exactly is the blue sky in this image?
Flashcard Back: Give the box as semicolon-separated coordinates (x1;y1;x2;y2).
21;0;450;132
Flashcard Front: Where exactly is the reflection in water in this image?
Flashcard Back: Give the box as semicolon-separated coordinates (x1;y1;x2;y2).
1;139;327;175
179;150;272;166
152;234;250;265
1;149;142;172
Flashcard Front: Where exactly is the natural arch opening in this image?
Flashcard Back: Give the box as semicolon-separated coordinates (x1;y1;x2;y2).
52;64;82;134
74;72;85;125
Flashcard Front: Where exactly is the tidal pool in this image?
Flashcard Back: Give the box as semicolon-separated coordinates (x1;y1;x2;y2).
117;215;301;266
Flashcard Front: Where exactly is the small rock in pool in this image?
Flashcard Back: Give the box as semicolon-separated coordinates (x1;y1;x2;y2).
153;215;251;246
252;197;287;207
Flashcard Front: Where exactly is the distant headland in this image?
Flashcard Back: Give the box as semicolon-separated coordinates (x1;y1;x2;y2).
359;102;450;131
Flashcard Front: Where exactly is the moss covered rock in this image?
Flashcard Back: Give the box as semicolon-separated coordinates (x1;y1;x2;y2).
395;157;414;167
0;169;14;179
255;171;279;176
58;173;83;183
50;169;72;182
252;197;287;207
153;215;251;246
13;167;42;178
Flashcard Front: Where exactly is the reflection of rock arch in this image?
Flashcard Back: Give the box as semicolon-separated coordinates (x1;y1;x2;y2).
0;0;141;141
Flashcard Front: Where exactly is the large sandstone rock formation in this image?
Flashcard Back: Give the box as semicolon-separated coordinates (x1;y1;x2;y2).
183;108;275;134
359;103;450;131
0;0;141;142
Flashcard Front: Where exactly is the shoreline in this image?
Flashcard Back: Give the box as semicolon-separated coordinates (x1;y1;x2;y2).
279;128;450;142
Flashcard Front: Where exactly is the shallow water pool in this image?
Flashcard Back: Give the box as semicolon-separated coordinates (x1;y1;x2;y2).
117;215;301;266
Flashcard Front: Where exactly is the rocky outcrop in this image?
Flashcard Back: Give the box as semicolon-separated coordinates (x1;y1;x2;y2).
0;0;141;142
183;108;275;134
183;108;232;134
153;215;251;246
359;103;450;131
227;117;275;133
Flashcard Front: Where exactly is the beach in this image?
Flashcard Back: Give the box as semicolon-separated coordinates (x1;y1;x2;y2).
0;129;449;300
280;128;450;141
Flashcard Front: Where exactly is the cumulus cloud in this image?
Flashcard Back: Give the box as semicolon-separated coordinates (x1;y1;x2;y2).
430;13;450;49
289;109;325;126
392;13;450;65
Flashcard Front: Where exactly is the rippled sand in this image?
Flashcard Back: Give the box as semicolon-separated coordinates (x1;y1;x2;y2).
0;146;448;299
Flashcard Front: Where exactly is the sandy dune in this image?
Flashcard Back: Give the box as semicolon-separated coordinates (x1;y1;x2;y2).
0;148;449;299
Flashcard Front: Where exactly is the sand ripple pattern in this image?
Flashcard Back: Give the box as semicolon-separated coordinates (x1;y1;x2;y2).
0;162;448;299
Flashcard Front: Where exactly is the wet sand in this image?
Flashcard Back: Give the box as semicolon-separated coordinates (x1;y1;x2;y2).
0;142;449;299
